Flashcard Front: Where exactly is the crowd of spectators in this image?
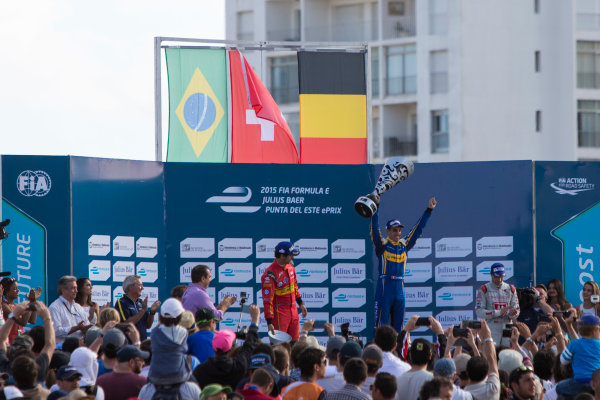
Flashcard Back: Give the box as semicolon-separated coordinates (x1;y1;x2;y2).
0;270;598;400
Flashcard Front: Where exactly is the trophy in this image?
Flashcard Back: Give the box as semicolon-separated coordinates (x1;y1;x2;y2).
354;157;414;218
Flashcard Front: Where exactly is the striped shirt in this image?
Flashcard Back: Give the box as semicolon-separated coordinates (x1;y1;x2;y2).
325;384;372;400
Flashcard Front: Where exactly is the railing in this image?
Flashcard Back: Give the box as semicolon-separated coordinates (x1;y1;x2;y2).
382;16;416;39
577;72;600;89
305;20;378;42
266;28;301;42
384;137;417;157
430;72;448;94
385;76;417;96
577;13;600;30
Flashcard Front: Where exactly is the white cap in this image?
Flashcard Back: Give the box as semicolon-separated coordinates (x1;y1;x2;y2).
161;298;185;318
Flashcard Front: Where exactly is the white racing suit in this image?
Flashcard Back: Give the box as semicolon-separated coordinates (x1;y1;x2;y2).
475;281;520;345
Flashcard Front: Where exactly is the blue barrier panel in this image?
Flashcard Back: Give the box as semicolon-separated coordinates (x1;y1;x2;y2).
1;155;71;304
535;161;600;305
71;157;166;332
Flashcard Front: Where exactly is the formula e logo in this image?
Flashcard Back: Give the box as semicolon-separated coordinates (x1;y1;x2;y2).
206;186;260;213
17;170;51;197
551;177;595;195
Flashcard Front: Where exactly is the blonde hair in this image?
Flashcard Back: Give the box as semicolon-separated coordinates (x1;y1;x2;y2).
99;307;120;328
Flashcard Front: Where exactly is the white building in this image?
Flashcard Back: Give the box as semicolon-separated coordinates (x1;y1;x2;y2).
226;0;600;163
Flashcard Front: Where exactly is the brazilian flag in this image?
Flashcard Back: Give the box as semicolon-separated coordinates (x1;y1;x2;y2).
166;48;228;162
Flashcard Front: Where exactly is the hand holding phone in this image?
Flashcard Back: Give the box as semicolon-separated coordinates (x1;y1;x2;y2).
416;317;431;327
312;320;327;330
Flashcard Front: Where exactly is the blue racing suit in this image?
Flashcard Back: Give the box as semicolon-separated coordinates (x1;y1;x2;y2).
371;208;433;332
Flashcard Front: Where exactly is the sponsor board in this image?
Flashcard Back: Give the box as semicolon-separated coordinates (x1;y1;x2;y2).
476;236;513;257
256;289;263;307
404;262;432;283
218;287;253;308
295;263;328;284
88;234;110;256
404;311;432;332
142;287;160;304
218;238;252;258
298;287;329;308
179;262;215;283
331;263;366;284
435;261;473;282
89;260;111;281
436;286;473;307
113;261;135;282
137;262;158;283
331;239;365;260
332;312;367;333
300;312;330;328
435;237;472;258
113;236;134;257
113;286;124;305
332;288;366;308
407;238;432;259
218;262;253;283
405;286;433;308
293;239;328;259
219;312;252;331
180;238;215;258
476;260;514;281
207;287;216;303
91;285;111;305
255;238;289;259
436;310;474;329
16;170;52;197
136;237;157;258
255;263;271;283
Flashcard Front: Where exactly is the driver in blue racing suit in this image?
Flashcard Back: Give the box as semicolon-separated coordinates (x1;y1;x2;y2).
371;197;437;332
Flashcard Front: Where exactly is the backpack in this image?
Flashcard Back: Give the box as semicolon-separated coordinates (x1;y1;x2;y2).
151;383;183;400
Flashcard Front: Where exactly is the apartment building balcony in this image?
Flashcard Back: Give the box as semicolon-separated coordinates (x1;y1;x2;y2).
385;76;417;96
382;16;416;39
384;137;417;157
305;20;378;42
267;28;301;42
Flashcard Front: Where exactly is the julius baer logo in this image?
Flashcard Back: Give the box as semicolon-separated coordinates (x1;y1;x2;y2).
17;170;51;197
551;177;595;195
206;187;260;213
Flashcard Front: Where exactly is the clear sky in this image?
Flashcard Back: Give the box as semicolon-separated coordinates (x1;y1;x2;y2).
0;1;225;161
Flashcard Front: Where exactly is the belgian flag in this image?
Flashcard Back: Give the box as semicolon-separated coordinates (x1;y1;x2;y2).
298;51;367;164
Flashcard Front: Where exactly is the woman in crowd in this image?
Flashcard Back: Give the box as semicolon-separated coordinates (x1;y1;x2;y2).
574;281;600;317
0;277;40;343
75;278;101;325
547;279;572;311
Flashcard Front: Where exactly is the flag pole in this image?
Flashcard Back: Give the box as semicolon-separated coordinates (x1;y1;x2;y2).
154;37;163;162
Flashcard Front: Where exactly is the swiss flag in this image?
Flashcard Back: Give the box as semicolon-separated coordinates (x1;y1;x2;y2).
229;50;299;163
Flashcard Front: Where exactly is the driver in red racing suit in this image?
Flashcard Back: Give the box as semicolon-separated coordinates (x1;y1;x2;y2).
262;241;308;340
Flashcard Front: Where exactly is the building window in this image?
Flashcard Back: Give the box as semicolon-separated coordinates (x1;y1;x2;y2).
430;50;448;94
237;11;254;41
429;0;448;35
283;112;300;150
269;56;298;104
534;0;540;13
332;4;364;41
577;0;600;30
431;110;449;153
535;51;541;72
536;110;542;132
578;100;600;147
386;45;416;95
577;41;600;88
372;49;380;97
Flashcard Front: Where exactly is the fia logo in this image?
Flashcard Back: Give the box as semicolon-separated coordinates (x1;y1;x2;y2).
16;170;51;197
206;187;260;213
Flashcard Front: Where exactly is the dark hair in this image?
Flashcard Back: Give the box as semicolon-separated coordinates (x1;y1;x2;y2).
533;349;555;381
535;283;547;292
170;284;187;299
509;366;534;386
191;265;210;283
290;341;310;368
547;279;568;309
252;343;275;361
273;346;289;374
25;326;45;354
579;324;600;337
552;351;573;382
343;358;367;385
418;377;453;400
298;348;325;378
374;372;397;399
574;394;595;400
374;325;397;352
250;368;274;388
158;314;182;327
75;277;96;307
140;339;152;365
0;278;16;300
409;339;432;366
467;356;489;382
12;355;37;387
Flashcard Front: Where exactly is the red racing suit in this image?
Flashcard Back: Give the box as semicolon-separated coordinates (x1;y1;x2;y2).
261;260;303;340
475;281;520;345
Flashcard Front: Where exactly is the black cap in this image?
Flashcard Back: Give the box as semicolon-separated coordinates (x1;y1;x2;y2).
56;365;82;380
117;345;150;362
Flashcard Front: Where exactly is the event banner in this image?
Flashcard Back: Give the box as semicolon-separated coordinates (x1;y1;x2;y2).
1;155;71;304
535;162;600;305
165;163;375;340
71;157;167;330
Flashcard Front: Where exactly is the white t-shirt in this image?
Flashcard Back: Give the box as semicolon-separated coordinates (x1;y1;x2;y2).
396;369;434;400
380;352;410;377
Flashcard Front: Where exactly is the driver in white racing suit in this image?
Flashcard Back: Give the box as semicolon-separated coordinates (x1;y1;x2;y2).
475;262;520;344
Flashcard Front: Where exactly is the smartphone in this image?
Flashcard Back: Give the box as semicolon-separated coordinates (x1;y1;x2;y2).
553;310;572;318
502;329;512;338
592;295;600;304
116;323;130;333
313;320;327;329
505;323;516;329
453;326;468;338
461;320;481;329
539;314;552;323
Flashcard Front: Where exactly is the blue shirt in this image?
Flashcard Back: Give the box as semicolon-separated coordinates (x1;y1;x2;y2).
187;330;215;363
116;295;150;341
561;337;600;382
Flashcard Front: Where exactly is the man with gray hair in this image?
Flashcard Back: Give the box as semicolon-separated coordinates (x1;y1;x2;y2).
49;275;93;344
116;275;160;341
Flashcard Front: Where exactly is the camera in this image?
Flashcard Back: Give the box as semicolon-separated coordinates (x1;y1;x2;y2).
0;219;10;240
416;317;431;327
453;326;468;338
340;322;352;340
592;295;600;304
461;320;481;329
502;329;513;338
236;326;248;340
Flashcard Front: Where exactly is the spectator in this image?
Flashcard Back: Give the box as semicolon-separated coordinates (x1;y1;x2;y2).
273;345;290;376
148;298;191;386
321;335;345;379
182;265;236;318
317;340;362;392
48;276;92;345
533;349;555;394
374;325;410;376
574;281;600;318
75;278;102;325
498;350;523;376
237;367;276;400
96;345;147;400
54;366;81;394
325;357;370;400
281;347;327;400
547;279;572;312
115;275;161;341
12;355;50;400
396;338;434;400
236;347;295;396
454;354;471;389
199;384;232;400
360;344;383;396
139;339;151;377
193;304;261;388
289;341;310;380
187;308;218;363
463;321;500;400
68;346;105;399
171;284;188;302
418;377;453;400
589;369;600;400
508;366;536;400
98;307;120;329
97;328;126;377
556;315;600;398
1;278;39;344
372;372;397;400
46;351;70;389
433;358;472;400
